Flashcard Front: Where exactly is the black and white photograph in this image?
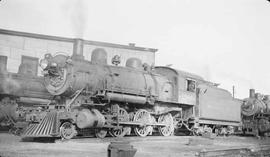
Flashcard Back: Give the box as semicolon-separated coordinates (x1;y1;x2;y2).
0;0;270;156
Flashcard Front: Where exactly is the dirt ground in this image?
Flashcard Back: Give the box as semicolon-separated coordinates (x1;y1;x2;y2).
0;133;269;157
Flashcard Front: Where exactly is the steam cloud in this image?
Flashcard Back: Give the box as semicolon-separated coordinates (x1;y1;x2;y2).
63;0;88;38
2;75;21;94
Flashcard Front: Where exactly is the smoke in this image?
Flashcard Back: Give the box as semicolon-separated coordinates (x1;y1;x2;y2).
2;75;21;94
203;65;211;81
62;0;88;38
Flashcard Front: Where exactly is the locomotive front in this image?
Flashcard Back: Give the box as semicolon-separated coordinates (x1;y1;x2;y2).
241;89;270;136
241;89;270;116
40;52;104;99
40;53;75;96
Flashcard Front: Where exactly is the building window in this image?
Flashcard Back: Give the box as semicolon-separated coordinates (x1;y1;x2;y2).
187;79;196;92
18;55;39;76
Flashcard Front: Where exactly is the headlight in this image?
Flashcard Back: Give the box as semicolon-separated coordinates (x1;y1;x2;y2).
40;59;48;69
51;62;57;67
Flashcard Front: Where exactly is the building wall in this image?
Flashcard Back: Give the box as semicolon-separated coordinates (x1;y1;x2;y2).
0;34;73;75
0;29;156;76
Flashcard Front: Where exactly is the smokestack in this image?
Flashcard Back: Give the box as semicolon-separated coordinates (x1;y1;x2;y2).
0;55;7;73
249;89;255;98
72;38;84;60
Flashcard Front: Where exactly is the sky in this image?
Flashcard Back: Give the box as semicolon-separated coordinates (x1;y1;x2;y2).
0;0;270;98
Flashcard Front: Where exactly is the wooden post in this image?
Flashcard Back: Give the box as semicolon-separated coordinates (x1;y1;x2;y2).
232;86;235;98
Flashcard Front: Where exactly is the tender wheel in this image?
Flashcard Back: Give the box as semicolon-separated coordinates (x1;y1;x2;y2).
95;129;107;138
190;126;200;136
220;127;228;136
214;128;219;136
60;122;76;140
133;109;151;137
158;113;174;136
109;108;129;137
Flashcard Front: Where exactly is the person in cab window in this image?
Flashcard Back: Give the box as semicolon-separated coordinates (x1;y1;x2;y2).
187;80;195;92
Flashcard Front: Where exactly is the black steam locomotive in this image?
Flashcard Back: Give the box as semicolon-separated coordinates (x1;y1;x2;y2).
21;44;246;139
0;55;52;133
241;89;270;137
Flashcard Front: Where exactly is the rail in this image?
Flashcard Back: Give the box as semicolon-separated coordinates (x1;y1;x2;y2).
196;144;270;157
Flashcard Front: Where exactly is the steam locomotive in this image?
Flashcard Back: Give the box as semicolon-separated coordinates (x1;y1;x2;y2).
0;55;52;133
21;45;245;139
241;89;270;137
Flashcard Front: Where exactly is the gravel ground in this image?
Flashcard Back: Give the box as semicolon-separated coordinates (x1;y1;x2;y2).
0;133;269;157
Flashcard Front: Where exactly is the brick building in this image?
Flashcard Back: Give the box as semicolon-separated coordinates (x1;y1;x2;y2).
0;29;157;76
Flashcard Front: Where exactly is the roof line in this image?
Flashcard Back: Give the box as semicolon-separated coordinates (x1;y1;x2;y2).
0;28;158;53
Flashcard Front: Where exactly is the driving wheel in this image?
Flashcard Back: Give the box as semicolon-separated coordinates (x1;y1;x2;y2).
133;109;151;137
158;113;174;136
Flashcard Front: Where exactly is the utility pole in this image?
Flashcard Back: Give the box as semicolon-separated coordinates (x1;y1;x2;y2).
232;85;235;98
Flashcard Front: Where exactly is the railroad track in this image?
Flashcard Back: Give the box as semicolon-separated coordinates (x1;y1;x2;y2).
55;135;191;144
196;145;270;157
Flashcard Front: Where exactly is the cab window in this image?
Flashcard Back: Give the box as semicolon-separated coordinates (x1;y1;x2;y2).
186;79;196;92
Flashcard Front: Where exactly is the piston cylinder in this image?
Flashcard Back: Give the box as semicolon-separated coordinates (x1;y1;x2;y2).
76;109;105;129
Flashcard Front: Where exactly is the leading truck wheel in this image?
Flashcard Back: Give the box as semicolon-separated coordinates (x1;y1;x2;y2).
95;129;108;138
133;109;151;137
158;113;174;136
60;122;76;140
